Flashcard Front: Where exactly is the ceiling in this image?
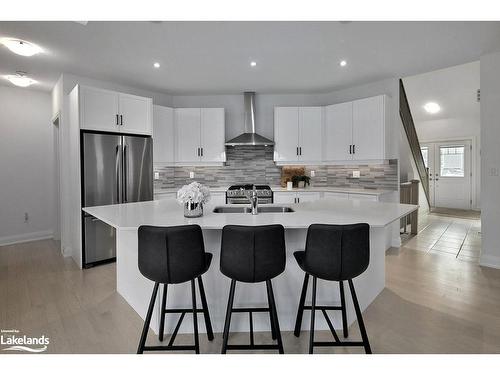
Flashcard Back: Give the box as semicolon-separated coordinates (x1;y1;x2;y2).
0;21;499;94
403;61;480;122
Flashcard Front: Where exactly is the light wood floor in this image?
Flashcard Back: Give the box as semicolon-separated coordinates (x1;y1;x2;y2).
1;217;499;354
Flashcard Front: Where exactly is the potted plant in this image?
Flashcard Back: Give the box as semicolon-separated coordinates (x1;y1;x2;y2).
292;175;311;188
177;181;211;218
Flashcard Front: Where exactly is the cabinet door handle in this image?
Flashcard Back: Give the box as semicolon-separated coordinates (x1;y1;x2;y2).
353;144;355;154
120;115;123;126
349;145;352;154
299;147;302;155
296;147;299;156
201;147;203;157
197;148;200;157
116;114;119;125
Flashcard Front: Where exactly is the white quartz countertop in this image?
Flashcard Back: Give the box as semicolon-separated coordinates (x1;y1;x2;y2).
83;198;417;230
154;186;394;196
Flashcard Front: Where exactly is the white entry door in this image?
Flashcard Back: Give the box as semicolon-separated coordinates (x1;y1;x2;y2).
421;141;472;209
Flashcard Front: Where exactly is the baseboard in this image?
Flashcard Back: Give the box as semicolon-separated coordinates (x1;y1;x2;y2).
479;254;500;269
391;236;402;248
0;230;54;246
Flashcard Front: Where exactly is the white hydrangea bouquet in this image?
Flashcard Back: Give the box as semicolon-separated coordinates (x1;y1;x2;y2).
177;181;211;218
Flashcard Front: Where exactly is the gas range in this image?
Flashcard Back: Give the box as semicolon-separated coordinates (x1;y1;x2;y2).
226;184;273;204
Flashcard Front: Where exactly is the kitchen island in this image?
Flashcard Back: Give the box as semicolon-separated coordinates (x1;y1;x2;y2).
83;198;417;336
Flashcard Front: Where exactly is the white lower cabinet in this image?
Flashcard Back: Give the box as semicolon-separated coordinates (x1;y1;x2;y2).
273;191;321;204
323;192;349;200
273;192;296;204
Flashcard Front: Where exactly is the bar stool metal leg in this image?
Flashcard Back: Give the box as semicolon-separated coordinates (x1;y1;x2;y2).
221;279;236;354
137;282;159;354
158;284;168;342
309;277;317;354
266;280;284;354
339;281;348;338
266;284;277;340
348;279;372;354
294;273;309;337
197;276;214;341
191;280;200;354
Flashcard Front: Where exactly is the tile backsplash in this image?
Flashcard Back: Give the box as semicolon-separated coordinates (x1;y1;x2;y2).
154;146;398;191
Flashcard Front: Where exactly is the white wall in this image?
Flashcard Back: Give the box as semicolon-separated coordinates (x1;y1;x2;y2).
0;85;54;245
480;51;500;269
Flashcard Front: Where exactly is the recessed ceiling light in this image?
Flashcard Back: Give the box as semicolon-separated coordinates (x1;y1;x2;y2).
4;71;37;87
153;62;160;68
250;61;257;67
0;38;43;57
340;60;347;67
423;102;441;114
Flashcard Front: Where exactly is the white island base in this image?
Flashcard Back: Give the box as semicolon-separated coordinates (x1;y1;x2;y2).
117;226;388;335
84;198;417;336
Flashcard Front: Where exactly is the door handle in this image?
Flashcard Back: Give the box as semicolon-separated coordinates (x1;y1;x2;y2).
296;147;299;156
353;144;355;154
120;115;123;126
197;147;200;157
116;114;119;126
299;147;302;156
123;144;127;202
349;145;352;154
201;147;203;157
115;145;120;203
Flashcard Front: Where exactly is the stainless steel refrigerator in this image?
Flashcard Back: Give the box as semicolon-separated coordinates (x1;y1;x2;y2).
81;131;153;267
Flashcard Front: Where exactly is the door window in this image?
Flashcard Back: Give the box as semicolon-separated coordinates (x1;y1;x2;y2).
439;146;465;177
421;146;429;168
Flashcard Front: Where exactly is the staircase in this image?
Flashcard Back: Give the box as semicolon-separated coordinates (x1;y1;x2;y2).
399;79;430;206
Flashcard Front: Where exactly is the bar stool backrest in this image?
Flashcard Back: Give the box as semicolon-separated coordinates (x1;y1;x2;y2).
220;224;286;283
138;225;206;284
304;223;370;281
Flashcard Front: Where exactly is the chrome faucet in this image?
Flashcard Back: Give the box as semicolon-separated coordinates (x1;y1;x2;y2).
242;185;259;215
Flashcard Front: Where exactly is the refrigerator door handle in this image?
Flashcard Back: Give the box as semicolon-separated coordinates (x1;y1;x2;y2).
123;144;127;203
115;145;120;203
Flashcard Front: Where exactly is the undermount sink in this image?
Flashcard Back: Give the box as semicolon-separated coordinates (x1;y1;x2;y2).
213;206;295;214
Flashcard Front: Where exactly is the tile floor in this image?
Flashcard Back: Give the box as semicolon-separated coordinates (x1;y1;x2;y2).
402;210;481;263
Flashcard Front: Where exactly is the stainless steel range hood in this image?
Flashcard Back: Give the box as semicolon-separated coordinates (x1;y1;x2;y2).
225;92;274;146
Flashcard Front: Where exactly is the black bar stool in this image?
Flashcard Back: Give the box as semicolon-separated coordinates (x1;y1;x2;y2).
293;223;372;354
136;224;214;354
220;225;286;354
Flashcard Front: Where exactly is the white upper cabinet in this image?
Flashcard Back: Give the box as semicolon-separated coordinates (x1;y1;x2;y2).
274;107;299;163
298;107;323;163
324;102;353;161
324;95;387;162
119;93;152;135
274;106;322;164
79;85;152;135
200;108;225;163
80;86;120;132
174;108;225;165
175;108;201;164
153;105;174;164
352;95;385;160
